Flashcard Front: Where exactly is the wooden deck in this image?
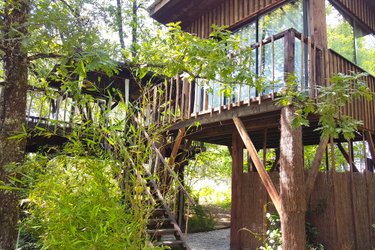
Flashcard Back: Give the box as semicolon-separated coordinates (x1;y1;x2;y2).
137;29;375;146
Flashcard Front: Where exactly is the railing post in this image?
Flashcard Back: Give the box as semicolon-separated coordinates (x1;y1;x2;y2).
284;29;296;83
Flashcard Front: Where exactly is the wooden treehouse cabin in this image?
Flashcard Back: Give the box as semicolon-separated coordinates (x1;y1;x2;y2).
147;0;375;249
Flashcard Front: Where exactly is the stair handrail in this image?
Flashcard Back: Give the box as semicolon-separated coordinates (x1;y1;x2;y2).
134;118;196;207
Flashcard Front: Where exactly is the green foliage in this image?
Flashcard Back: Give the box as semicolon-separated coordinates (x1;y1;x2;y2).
137;23;255;94
259;213;324;250
24;156;148;250
259;213;282;250
278;72;373;141
185;144;231;184
12;83;166;249
187;204;215;233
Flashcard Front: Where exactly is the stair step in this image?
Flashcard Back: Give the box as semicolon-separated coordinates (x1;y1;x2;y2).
151;208;166;217
148;218;171;225
147;228;177;236
155;240;185;247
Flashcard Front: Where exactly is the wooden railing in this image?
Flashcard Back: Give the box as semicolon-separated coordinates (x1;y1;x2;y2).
141;28;325;126
26;87;109;135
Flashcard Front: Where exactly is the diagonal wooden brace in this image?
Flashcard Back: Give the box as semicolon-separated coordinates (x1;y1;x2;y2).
305;136;329;202
168;128;186;166
233;116;282;215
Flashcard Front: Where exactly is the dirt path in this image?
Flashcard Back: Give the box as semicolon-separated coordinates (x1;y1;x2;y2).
187;228;230;250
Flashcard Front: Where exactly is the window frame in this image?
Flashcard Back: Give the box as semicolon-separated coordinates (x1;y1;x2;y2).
327;0;375;70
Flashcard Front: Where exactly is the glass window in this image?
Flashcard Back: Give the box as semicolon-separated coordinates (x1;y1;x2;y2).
259;0;304;93
259;0;304;39
326;1;355;62
355;27;375;75
195;0;307;112
326;0;375;75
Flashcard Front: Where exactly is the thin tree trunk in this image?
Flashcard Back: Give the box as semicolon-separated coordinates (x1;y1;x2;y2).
0;1;30;249
279;106;306;249
116;0;126;49
131;0;138;58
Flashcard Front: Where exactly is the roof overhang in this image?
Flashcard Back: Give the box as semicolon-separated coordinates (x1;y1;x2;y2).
148;0;225;29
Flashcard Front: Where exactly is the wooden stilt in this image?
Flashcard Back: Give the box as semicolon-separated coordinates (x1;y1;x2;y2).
279;106;306;249
230;129;243;250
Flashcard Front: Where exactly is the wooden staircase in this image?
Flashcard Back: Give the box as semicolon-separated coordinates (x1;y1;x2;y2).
133;118;196;249
144;172;190;249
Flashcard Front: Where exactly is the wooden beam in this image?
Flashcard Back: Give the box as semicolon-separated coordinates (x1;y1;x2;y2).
230;130;243;250
168;128;186;166
337;142;359;172
305;136;329;202
174;139;192;173
169;99;279;131
233;116;281;215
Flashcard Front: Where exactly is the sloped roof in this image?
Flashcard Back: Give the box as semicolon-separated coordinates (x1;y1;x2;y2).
148;0;225;28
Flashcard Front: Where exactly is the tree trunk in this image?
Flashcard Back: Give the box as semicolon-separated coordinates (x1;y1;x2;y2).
0;1;30;249
131;0;138;58
279;106;306;249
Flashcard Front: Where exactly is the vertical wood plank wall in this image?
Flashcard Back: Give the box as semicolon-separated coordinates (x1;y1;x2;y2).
186;0;288;38
185;0;375;38
328;50;375;133
335;0;375;32
239;172;375;249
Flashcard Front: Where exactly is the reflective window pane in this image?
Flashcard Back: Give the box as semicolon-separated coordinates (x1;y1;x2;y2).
355;28;375;75
326;1;355;62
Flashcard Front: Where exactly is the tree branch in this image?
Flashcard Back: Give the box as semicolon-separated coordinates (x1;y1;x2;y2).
28;53;65;61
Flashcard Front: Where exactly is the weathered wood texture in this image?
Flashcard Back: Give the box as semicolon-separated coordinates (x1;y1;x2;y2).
279;106;306;249
328;50;375;133
231;130;244;250
237;172;280;249
335;0;375;33
186;0;288;38
238;172;375;249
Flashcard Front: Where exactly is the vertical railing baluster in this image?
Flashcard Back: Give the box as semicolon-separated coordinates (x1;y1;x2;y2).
169;78;173;123
308;37;312;94
219;83;223;114
271;35;275;99
194;80;199;117
203;80;207;112
301;33;305;92
259;39;263;104
188;79;192;119
211;81;214;116
312;43;317;98
181;77;186;120
238;84;242;106
175;76;180;120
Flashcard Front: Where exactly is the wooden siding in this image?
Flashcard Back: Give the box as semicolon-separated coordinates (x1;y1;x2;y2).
327;49;375;133
238;172;375;249
187;0;288;38
335;0;375;33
